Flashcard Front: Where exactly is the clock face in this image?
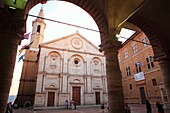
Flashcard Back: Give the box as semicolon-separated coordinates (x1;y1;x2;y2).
71;37;83;49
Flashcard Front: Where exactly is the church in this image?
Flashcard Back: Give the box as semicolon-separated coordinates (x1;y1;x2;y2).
14;8;108;107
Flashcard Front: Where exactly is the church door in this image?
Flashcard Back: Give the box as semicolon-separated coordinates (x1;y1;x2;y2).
47;92;55;106
95;92;100;104
72;86;81;105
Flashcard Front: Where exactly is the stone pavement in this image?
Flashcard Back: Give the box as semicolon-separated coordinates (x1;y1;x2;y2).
13;104;170;113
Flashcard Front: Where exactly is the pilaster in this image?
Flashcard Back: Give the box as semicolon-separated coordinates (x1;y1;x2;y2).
155;53;170;108
0;9;25;112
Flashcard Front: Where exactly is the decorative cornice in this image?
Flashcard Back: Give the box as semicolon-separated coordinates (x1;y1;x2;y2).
41;45;104;57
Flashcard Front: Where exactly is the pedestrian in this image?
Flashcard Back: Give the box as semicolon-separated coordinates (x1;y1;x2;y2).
101;102;105;113
65;100;69;109
106;102;109;111
6;102;13;113
146;99;152;113
5;103;9;113
124;103;131;113
74;101;77;110
70;100;74;109
156;101;164;113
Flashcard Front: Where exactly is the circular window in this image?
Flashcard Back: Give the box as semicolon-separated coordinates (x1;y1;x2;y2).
74;59;79;64
71;37;83;49
73;58;81;66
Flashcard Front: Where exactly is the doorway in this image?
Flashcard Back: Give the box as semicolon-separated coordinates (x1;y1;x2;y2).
47;92;55;106
95;92;100;104
139;87;146;104
72;86;81;105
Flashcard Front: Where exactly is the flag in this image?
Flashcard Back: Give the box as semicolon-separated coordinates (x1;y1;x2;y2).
18;41;34;56
137;62;141;67
41;0;47;4
18;43;28;56
24;32;31;39
18;54;25;62
18;49;24;56
24;41;34;49
21;44;27;49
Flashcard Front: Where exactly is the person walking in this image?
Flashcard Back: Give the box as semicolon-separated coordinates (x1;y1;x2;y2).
146;99;152;113
106;102;109;111
74;101;77;110
101;102;105;113
156;101;164;113
70;100;74;109
65;100;69;109
124;103;131;113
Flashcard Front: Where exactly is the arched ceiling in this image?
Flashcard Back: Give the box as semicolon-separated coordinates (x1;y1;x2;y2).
2;0;146;34
127;0;170;59
2;0;170;53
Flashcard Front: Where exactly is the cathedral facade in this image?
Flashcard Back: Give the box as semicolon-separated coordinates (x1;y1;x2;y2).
34;33;107;107
15;8;107;107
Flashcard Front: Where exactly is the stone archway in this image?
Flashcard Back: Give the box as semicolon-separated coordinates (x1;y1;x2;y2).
128;13;170;107
127;14;165;58
23;1;123;113
3;0;170;113
25;0;108;42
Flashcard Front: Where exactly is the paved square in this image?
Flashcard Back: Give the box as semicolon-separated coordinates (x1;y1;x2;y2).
13;104;170;113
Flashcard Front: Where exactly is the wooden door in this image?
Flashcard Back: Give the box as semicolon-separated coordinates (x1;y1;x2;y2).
47;92;55;106
139;87;146;104
95;92;100;104
72;86;81;105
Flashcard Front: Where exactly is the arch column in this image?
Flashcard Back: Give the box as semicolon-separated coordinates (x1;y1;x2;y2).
0;11;25;112
102;34;124;113
156;54;170;108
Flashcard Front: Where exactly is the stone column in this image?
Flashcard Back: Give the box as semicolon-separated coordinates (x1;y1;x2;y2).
102;35;124;113
157;57;170;107
62;76;68;93
0;10;25;112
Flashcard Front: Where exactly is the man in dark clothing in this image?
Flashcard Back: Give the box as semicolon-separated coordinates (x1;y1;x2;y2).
156;101;164;113
74;101;76;110
146;99;152;113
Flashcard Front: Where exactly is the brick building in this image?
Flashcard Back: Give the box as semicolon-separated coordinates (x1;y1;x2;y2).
118;32;167;105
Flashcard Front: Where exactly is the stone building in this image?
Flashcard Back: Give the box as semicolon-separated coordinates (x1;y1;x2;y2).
34;32;107;107
118;32;167;105
15;8;107;107
2;1;170;113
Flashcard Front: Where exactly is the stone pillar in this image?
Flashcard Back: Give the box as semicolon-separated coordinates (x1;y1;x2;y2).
87;77;92;93
63;76;68;93
102;35;124;113
158;58;170;107
0;10;25;112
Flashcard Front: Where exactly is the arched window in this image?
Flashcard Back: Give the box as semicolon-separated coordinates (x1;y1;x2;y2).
37;25;41;33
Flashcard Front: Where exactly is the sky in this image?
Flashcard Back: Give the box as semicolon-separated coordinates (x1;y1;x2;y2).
9;1;135;96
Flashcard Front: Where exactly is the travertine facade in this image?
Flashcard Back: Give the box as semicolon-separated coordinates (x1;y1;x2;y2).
34;33;107;107
118;32;167;105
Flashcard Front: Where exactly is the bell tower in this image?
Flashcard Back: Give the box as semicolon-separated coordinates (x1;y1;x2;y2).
24;7;46;62
14;7;46;108
30;7;46;50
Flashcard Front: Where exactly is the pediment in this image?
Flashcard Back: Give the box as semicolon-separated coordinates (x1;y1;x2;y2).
40;33;102;55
